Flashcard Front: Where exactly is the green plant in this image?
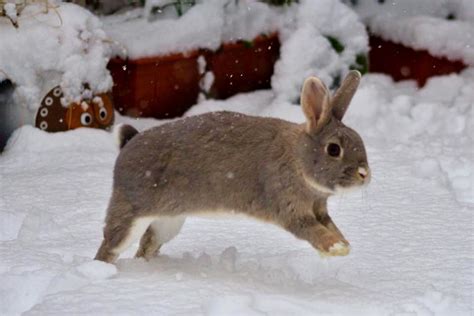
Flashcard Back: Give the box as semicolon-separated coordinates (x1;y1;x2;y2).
241;40;254;48
150;0;196;17
350;53;368;74
324;35;368;75
330;74;341;90
324;34;369;86
325;35;345;54
174;0;196;16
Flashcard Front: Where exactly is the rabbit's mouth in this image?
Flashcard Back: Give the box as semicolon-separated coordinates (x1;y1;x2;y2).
303;166;370;195
334;168;371;194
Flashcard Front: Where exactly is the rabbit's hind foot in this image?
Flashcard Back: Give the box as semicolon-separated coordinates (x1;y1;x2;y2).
135;216;186;261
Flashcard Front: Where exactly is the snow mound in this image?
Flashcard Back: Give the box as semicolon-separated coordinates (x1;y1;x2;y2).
3;124;116;155
272;0;368;103
0;270;55;315
76;260;117;280
204;294;383;316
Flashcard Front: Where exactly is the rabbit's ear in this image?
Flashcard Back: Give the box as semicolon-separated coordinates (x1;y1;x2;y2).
301;76;332;133
332;70;361;120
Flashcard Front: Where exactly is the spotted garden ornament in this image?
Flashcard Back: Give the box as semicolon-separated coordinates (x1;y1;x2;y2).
35;86;114;132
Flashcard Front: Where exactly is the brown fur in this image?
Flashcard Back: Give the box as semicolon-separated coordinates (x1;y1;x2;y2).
95;71;370;263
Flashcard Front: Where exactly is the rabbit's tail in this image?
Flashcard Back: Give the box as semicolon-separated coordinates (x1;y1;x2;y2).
113;124;138;149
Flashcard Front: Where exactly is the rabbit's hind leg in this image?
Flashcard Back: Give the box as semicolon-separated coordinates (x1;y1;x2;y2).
135;225;161;260
95;216;155;263
135;216;186;260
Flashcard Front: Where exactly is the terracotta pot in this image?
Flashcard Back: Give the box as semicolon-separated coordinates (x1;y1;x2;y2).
108;51;201;119
369;35;467;86
205;33;280;99
108;33;280;119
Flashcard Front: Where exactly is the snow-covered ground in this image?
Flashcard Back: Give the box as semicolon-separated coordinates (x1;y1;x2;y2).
1;70;473;315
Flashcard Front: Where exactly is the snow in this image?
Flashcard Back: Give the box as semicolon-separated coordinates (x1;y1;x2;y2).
272;25;337;103
0;2;112;115
345;0;474;22
1;69;473;315
198;54;215;100
3;3;17;24
76;260;117;280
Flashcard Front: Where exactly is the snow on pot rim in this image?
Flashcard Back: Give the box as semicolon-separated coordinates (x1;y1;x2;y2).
367;15;474;66
101;0;281;60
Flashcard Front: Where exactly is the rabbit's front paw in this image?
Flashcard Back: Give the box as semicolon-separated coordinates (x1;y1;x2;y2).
327;241;351;256
318;236;351;257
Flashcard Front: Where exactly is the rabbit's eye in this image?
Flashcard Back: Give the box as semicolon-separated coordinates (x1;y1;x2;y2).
81;113;93;126
326;143;341;157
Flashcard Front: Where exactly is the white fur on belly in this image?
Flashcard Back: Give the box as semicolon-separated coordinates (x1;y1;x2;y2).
150;216;186;244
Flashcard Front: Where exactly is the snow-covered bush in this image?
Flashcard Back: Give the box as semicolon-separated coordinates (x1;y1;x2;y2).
272;0;368;103
0;2;112;118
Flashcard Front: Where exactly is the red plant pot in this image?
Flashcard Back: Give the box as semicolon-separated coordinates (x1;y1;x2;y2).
108;51;201;119
108;33;280;119
205;33;280;99
369;35;467;87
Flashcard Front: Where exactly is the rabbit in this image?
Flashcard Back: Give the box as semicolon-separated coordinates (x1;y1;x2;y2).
95;70;370;264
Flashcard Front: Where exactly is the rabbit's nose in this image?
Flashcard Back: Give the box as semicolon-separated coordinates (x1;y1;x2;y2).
358;166;369;180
